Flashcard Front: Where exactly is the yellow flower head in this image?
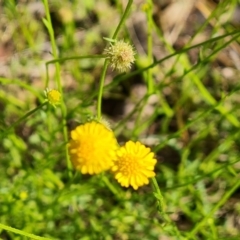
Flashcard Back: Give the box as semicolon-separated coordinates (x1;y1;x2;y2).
104;40;135;73
68;121;118;175
45;88;61;107
112;141;157;190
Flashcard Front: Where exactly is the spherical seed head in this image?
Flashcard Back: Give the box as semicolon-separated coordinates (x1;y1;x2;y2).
45;88;61;107
104;40;135;73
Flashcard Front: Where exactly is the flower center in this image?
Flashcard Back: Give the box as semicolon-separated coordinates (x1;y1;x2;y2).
119;154;139;176
79;138;96;161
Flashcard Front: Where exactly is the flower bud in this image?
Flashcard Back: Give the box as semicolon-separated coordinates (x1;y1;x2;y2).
44;88;61;107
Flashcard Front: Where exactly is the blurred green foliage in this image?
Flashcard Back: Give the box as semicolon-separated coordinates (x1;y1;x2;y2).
1;0;240;239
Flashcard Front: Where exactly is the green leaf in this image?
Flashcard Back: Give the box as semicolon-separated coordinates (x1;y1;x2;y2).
103;37;116;43
42;18;49;29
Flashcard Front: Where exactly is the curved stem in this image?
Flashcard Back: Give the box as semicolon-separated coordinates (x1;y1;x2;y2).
97;0;133;120
188;177;240;237
42;0;72;176
0;77;43;101
0;223;53;240
42;0;61;92
112;0;133;40
6;102;47;133
151;177;167;218
101;173;122;199
151;177;183;238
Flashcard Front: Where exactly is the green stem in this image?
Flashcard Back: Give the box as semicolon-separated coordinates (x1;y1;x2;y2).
97;0;133;120
192;76;239;127
188;177;240;237
42;0;72;176
0;77;43;101
46;55;105;66
42;0;61;91
115;30;240;82
45;55;105;96
97;60;109;120
151;177;183;238
146;0;154;94
6;102;47;133
101;174;121;199
151;177;166;212
0;223;55;240
112;0;133;40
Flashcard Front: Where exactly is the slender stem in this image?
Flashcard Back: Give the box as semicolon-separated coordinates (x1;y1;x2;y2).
115;30;240;82
188;177;240;237
112;0;133;40
97;60;109;120
42;0;61;91
6;102;47;133
151;177;167;217
0;223;54;240
151;177;183;238
101;174;122;199
97;0;133;120
113;31;240;127
193;76;239;127
42;0;72;176
46;54;105;65
146;0;154;94
44;55;105;90
0;77;43;101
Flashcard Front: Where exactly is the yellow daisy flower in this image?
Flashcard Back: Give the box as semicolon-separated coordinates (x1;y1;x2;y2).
112;141;157;190
68;121;118;175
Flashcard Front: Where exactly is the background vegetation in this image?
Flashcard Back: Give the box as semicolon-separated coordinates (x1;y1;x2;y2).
1;0;240;239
